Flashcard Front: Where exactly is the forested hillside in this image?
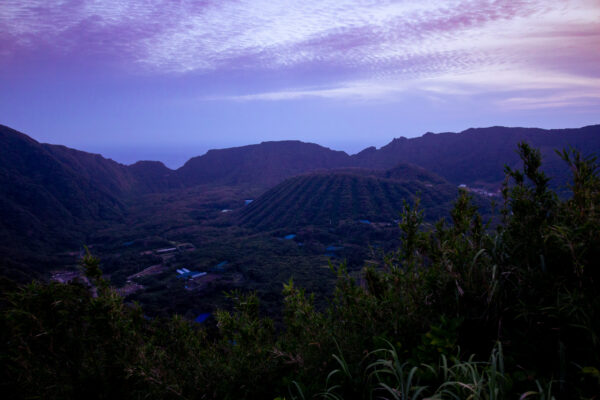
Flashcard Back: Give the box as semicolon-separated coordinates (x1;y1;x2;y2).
2;144;598;399
1;122;598;283
352;125;600;188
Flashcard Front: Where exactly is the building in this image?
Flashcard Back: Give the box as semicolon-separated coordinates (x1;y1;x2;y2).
156;247;177;254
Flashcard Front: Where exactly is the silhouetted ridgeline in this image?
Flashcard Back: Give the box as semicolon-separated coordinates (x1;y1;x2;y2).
177;140;352;188
0;123;598;279
2;143;599;398
352;125;600;188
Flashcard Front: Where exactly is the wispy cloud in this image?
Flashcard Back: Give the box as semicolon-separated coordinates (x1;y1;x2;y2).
1;0;599;109
212;67;600;113
213;80;410;102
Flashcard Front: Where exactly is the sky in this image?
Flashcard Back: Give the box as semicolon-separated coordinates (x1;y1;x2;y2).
1;0;599;168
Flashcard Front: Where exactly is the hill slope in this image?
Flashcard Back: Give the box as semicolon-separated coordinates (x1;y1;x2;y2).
176;140;353;188
0;125;132;279
352;125;600;188
0;125;126;234
46;145;182;195
238;166;463;230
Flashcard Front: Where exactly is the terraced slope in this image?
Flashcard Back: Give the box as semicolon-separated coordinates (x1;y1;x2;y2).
238;169;461;230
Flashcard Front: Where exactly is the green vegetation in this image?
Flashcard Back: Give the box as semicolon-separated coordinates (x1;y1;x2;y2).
1;144;599;399
239;171;464;229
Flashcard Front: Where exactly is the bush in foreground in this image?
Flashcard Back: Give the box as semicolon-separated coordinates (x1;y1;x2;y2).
1;144;599;399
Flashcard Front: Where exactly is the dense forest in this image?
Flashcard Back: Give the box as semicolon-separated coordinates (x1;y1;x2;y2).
1;143;599;399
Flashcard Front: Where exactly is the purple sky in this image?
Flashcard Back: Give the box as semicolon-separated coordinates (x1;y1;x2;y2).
1;0;599;168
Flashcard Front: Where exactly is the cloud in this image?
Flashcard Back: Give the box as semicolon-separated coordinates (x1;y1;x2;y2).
1;0;599;109
2;0;593;72
215;80;410;102
211;65;600;116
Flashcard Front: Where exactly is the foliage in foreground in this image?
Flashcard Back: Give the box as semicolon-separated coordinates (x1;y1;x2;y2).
1;144;599;399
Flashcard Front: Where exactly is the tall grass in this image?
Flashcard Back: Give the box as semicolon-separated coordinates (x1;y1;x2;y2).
307;341;516;400
431;343;506;400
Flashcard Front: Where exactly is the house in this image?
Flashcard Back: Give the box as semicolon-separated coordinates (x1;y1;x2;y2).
326;245;343;252
156;247;177;254
177;268;207;280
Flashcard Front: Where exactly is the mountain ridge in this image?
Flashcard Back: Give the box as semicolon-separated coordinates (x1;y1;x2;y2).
351;125;600;188
1;122;597;279
176;140;352;188
6;123;598;191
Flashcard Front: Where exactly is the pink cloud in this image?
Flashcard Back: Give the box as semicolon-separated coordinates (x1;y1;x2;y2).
1;0;598;109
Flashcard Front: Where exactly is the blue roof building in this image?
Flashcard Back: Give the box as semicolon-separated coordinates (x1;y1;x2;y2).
194;313;211;323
